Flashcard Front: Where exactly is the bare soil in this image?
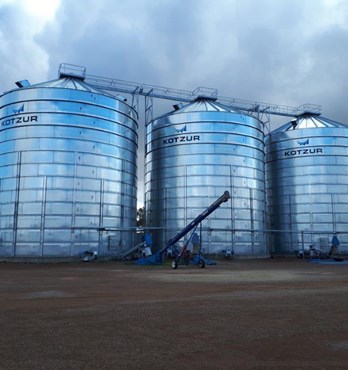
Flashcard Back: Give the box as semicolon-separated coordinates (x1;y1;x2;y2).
0;258;348;369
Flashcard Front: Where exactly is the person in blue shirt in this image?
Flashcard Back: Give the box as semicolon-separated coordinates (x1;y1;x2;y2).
328;234;340;257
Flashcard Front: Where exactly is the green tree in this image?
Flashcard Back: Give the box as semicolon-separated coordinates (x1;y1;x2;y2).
136;207;145;227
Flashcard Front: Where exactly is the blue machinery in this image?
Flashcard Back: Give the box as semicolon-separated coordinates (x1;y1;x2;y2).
136;190;231;268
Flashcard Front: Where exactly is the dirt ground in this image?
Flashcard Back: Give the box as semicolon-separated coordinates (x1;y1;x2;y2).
0;258;347;370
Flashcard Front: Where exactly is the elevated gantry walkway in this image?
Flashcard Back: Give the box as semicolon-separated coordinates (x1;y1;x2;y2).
58;63;322;129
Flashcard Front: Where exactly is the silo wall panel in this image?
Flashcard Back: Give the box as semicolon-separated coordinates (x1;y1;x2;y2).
266;126;348;254
0;84;138;258
145;108;267;256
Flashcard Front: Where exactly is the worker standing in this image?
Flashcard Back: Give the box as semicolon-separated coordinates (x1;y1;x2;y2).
143;232;153;256
328;234;340;257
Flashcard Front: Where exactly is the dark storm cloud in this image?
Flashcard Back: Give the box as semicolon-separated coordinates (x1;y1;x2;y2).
39;0;206;88
2;0;348;206
2;0;348;126
294;25;348;121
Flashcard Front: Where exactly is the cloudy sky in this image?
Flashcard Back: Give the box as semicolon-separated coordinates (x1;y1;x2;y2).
1;0;348;121
1;0;348;203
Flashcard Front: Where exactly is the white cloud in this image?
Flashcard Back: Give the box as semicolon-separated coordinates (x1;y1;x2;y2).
20;0;60;25
0;0;60;91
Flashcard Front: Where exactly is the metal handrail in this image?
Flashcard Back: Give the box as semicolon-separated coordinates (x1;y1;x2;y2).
58;63;322;117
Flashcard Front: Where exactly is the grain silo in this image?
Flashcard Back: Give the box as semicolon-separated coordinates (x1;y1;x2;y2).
0;74;138;259
266;114;348;254
145;97;267;257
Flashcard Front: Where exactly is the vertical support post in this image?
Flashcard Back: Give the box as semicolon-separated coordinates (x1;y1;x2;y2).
145;89;153;124
258;109;270;134
99;179;104;228
199;222;202;255
331;193;336;233
164;187;167;249
308;180;313;246
262;208;267;256
289;194;293;252
98;179;104;254
249;188;254;254
71;153;78;257
40;176;47;256
131;86;140;113
208;189;211;254
13;151;22;256
0;178;2;248
119;159;126;254
301;231;305;260
230;166;235;253
265;112;271;134
184;166;188;242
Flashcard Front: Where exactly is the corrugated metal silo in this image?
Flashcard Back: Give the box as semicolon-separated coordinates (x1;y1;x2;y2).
266;115;348;254
145;98;267;256
0;76;138;258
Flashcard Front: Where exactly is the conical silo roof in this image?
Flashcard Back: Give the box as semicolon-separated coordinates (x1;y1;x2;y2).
29;77;114;96
178;98;237;113
272;114;348;133
152;97;240;122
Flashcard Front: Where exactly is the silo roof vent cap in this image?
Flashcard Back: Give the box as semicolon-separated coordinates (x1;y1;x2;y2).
291;119;297;129
15;80;30;88
58;63;86;80
191;86;218;101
